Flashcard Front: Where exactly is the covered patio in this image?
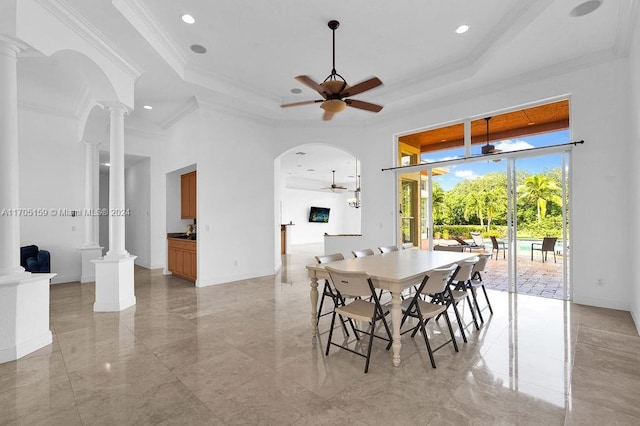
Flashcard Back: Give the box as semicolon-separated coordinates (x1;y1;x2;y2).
481;252;566;300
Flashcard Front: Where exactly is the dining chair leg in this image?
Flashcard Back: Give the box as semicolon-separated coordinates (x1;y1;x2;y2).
419;320;436;368
450;301;468;343
325;311;338;356
481;284;494;314
443;312;459;352
465;294;480;330
469;285;484;323
363;320;376;374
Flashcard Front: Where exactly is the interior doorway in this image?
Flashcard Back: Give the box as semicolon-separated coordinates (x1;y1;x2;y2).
276;144;362;256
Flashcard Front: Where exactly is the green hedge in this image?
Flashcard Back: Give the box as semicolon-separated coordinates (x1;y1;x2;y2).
433;225;507;239
433;220;564;239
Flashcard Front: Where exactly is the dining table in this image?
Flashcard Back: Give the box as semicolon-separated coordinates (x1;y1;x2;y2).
306;249;477;366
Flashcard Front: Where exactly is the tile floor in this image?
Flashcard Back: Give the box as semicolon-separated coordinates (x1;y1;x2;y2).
1;248;639;425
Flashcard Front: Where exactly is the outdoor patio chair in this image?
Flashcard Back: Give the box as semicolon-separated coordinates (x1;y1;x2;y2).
470;232;486;249
490;236;508;260
434;245;464;252
531;237;557;263
324;266;392;373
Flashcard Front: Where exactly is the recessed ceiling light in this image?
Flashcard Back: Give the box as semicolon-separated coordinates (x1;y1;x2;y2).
143;105;152;110
455;25;469;34
190;44;207;54
181;14;195;24
291;88;302;94
570;0;602;17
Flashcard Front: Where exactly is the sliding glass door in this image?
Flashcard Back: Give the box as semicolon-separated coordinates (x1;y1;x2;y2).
507;152;571;300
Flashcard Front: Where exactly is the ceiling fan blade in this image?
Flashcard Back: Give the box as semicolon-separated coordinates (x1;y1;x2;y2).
345;99;383;113
281;99;323;108
340;77;382;98
295;75;330;97
323;110;334;121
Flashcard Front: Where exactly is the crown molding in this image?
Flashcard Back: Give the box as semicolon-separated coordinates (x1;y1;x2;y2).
124;126;165;140
196;95;275;127
381;0;555;104
184;62;280;110
377;47;621;127
158;97;199;130
112;0;186;78
18;100;76;119
34;0;143;80
613;0;639;57
0;35;29;52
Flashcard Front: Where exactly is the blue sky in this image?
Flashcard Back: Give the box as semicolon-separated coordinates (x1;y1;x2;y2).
423;130;570;190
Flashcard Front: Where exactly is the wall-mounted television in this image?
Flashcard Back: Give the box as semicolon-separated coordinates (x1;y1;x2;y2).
308;206;330;223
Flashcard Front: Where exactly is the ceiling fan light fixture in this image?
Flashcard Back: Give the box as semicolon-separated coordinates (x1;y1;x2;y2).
321;80;347;93
482;116;502;155
321;99;347;113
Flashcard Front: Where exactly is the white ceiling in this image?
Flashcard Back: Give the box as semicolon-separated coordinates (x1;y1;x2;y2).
14;0;638;184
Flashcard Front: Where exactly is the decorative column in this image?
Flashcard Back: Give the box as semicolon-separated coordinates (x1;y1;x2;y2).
0;36;55;364
92;103;136;312
78;139;102;283
0;39;23;277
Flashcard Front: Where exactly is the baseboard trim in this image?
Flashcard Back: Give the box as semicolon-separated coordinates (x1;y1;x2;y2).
572;295;630;312
0;331;52;364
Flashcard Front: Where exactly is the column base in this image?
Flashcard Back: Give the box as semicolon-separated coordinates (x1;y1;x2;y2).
92;255;137;312
78;246;103;283
0;272;56;364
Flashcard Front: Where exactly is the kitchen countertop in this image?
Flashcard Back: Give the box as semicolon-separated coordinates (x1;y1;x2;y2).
167;233;197;241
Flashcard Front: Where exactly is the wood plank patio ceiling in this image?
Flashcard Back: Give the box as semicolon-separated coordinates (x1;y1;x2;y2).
400;100;570;154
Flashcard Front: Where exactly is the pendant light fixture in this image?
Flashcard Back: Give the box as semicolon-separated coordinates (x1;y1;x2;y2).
347;160;361;208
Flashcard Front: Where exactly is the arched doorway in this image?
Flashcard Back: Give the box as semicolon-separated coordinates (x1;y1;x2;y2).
276;144;361;257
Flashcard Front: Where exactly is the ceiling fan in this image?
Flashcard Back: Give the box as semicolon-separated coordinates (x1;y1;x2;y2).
281;20;384;121
481;117;502;154
322;170;347;192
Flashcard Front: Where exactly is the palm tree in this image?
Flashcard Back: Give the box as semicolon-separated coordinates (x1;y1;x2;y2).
431;182;447;223
484;187;505;231
517;175;562;222
464;190;485;227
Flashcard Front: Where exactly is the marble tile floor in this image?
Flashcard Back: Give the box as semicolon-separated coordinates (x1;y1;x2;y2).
1;250;639;425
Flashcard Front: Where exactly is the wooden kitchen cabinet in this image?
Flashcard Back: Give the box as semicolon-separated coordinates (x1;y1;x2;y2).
167;238;197;282
181;171;197;219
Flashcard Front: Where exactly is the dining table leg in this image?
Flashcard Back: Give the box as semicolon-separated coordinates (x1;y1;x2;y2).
310;275;319;336
390;287;402;366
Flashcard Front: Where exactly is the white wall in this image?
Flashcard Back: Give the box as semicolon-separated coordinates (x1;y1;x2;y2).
125;158;151;267
629;11;640;331
282;188;361;244
274;57;636;311
157;107;277;286
18;108;84;284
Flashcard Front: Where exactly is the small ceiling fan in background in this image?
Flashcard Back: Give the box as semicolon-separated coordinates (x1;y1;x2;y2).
322;170;347;192
481;116;502;155
281;20;384;121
